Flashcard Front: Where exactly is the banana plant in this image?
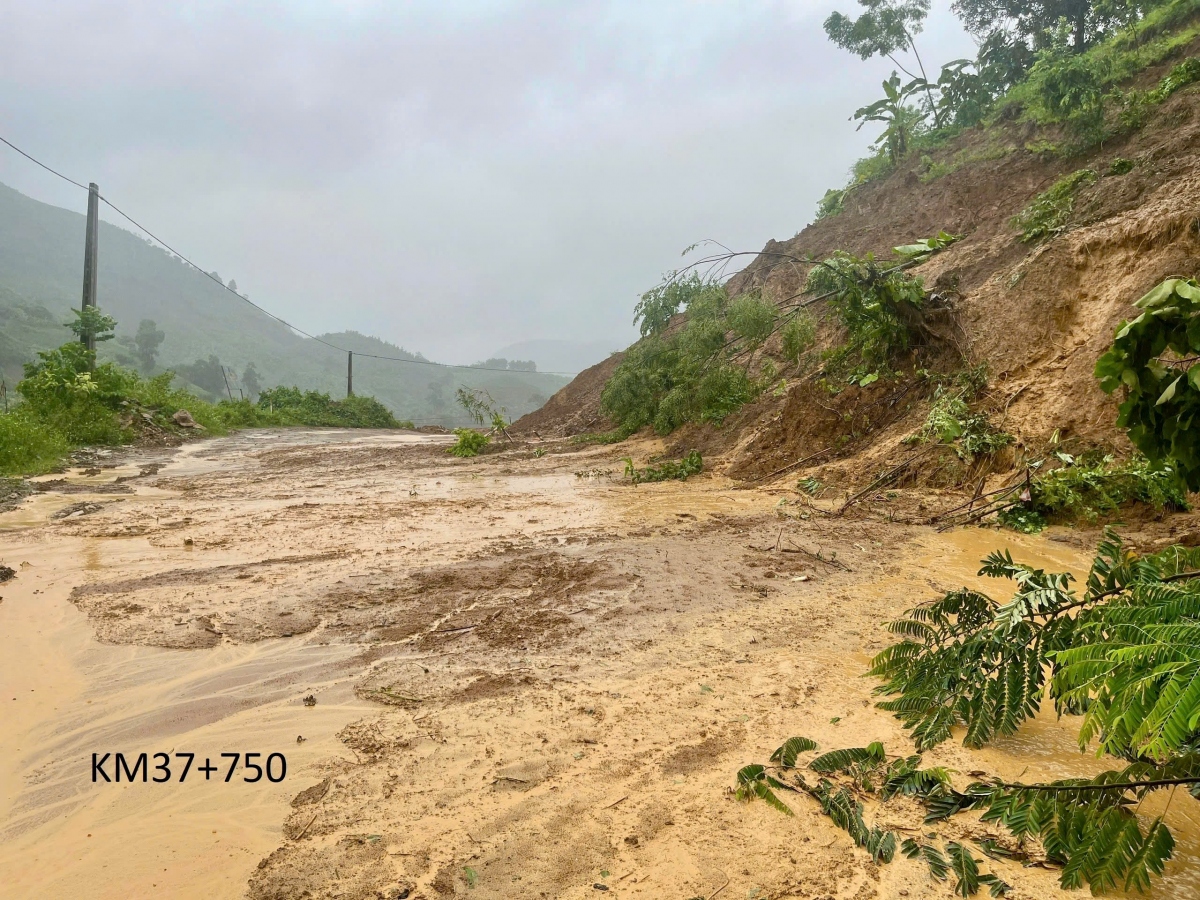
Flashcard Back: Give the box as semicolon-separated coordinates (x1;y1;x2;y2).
852;72;929;164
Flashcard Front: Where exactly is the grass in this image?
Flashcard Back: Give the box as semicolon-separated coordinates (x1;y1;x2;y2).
1011;168;1098;241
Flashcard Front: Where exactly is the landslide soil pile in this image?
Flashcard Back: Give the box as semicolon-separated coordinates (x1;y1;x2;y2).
515;38;1200;487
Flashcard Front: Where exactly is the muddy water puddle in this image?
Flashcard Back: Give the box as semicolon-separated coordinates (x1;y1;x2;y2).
0;433;443;898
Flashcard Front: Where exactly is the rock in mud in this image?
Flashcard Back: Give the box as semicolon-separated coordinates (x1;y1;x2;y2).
172;409;203;429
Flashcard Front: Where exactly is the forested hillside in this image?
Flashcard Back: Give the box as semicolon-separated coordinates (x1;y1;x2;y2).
0;181;568;424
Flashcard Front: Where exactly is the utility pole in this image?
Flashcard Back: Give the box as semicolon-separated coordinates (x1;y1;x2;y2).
80;182;100;353
220;366;235;402
347;351;353;397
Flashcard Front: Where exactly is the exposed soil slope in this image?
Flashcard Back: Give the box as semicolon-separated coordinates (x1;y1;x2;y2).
515;39;1200;487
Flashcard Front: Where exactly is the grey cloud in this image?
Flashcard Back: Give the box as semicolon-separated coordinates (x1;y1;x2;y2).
0;1;976;363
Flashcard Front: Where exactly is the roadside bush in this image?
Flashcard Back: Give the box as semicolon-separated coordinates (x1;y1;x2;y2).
0;409;70;476
0;320;406;476
447;429;489;458
256;386;400;428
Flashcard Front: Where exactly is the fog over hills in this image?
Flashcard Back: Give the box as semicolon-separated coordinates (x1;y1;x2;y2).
0;181;567;424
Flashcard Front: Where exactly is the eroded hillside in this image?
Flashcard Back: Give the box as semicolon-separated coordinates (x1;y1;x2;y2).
517;33;1200;497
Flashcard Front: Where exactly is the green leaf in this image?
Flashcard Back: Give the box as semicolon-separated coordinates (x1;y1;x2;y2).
1157;376;1182;406
947;842;980;897
770;737;818;767
1136;279;1181;309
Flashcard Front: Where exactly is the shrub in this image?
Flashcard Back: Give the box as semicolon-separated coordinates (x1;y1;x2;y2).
814;188;845;221
781;313;817;364
622;450;703;484
908;392;1011;461
726;293;776;348
806;251;926;381
0;409;70;476
256;387;400;428
602;277;771;436
1027;45;1107;140
447;429;489;457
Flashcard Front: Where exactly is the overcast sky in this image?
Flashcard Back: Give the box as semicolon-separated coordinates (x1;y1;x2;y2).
0;1;975;365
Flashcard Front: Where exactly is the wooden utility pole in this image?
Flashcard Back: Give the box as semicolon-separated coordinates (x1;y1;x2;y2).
220;365;235;401
347;351;353;397
80;182;99;353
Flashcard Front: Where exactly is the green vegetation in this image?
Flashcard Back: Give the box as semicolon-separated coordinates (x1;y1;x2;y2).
1011;168;1098;241
601;276;768;435
737;739;1012;896
0;314;407;476
601;233;957;438
447;429;490;458
853;73;933;164
0;182;568;424
253;387;403;429
807;250;928;381
621;450;703;484
998;453;1188;532
1095;277;1200;489
1107;155;1136;174
740;532;1200;894
814;0;1200;221
781;312;817;364
906;379;1012;461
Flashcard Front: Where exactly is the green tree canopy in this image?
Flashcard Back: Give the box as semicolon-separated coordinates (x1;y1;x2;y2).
134;319;165;373
951;0;1141;52
241;362;262;401
824;0;942;125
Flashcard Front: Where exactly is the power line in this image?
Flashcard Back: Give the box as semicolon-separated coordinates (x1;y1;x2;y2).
0;133;581;378
0;135;90;191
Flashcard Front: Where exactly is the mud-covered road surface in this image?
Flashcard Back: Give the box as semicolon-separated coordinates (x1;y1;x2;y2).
2;429;1199;899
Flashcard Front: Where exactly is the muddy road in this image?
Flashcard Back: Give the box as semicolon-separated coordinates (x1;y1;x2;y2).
2;428;1199;899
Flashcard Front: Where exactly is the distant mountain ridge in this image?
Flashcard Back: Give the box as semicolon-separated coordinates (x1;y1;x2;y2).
490;339;618;375
0;181;568;423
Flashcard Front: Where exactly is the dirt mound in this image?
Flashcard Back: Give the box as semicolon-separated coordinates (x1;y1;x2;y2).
510;350;623;438
520;40;1200;488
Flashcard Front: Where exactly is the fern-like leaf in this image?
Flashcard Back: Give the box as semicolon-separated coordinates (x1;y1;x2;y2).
770;736;818;768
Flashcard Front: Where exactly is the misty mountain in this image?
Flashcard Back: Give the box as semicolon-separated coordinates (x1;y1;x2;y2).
490;339;618;376
0;181;568;424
